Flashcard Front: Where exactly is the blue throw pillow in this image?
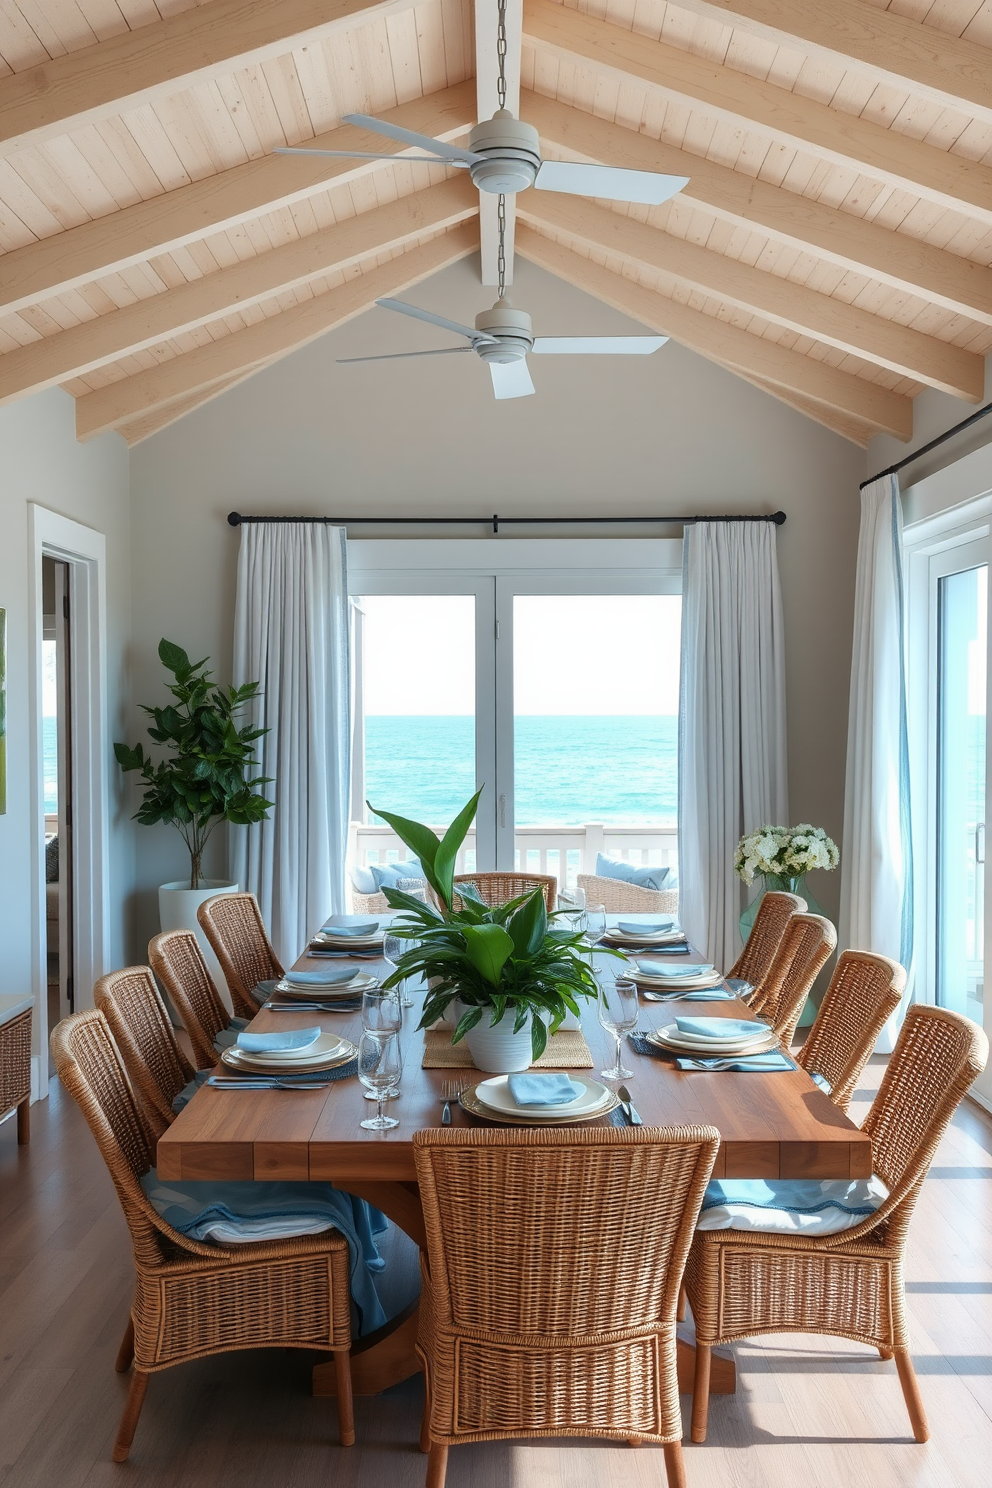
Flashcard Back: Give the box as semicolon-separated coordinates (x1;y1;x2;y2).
370;859;424;891
596;853;671;892
349;864;377;896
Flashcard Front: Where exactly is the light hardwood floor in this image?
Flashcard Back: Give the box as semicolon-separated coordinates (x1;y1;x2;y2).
1;1055;991;1488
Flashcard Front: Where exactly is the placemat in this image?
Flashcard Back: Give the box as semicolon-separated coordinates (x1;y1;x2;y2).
627;1033;795;1072
207;1057;359;1088
422;1028;594;1069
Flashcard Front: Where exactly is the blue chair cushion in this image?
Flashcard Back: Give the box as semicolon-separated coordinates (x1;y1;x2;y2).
697;1176;889;1235
370;859;424;891
595;853;672;892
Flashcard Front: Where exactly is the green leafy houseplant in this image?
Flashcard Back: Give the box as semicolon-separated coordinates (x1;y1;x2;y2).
371;789;611;1061
115;639;274;889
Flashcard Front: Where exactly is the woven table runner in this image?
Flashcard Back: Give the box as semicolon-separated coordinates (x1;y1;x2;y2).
422;1028;593;1069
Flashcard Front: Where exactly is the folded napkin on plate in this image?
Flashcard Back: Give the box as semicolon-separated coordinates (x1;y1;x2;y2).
285;967;358;987
617;919;675;936
676;1052;796;1073
236;1026;321;1054
678;989;736;1001
321;921;379;937
506;1073;583;1107
637;960;714;978
674;1016;768;1040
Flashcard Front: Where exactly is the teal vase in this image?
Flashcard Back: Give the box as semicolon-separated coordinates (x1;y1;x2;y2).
739;873;825;944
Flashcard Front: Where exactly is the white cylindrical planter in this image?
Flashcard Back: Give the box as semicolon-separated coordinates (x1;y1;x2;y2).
457;1000;533;1073
158;879;238;1015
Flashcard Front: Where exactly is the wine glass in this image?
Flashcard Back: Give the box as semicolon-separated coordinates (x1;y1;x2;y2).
597;970;638;1081
362;988;403;1099
585;904;607;946
358;1032;401;1131
383;931;414;1009
557;884;586;934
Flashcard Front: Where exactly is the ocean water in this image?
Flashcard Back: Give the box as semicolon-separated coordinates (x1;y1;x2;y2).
364;715;678;827
44;715;58;813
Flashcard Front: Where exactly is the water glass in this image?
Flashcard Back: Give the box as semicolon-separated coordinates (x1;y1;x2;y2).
383;932;414;1009
597;972;638;1081
362;987;402;1038
557;885;586;933
358;1032;401;1131
585;904;607;945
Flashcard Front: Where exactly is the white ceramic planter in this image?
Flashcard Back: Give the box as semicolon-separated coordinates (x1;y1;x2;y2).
457;1000;533;1073
158;879;238;1013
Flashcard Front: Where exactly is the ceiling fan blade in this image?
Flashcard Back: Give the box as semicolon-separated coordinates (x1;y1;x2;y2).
376;297;492;344
532;336;669;355
274;146;470;165
489;359;535;400
341;113;481;166
534;159;690;207
338;347;474;363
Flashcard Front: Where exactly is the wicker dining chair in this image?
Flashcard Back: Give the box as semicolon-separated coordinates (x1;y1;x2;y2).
795;950;906;1112
685;1004;988;1445
51;1010;355;1462
413;1123;721;1488
575;873;680;915
726;890;806;997
452;871;557;913
93;967;195;1141
149;928;231;1070
749;912;837;1045
197;891;283;1019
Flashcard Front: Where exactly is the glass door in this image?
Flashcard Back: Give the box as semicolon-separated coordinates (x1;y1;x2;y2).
935;558;987;1020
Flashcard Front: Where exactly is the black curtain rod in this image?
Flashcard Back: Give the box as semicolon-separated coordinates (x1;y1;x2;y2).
227;510;786;534
861;398;992;491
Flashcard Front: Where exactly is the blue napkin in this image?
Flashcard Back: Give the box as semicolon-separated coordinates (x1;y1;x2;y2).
676;1052;795;1073
236;1026;322;1053
679;989;736;1001
637;960;714;978
285;967;358;987
322;920;379;937
506;1073;583;1107
675;1016;768;1040
618;919;675;935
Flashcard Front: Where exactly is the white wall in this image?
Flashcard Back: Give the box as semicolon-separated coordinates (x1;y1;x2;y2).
0;388;132;1080
127;256;865;944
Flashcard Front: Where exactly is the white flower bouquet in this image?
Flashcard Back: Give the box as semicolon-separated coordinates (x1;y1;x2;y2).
734;823;840;887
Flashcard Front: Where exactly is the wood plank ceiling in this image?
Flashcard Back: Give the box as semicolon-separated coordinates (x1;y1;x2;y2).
2;0;992;446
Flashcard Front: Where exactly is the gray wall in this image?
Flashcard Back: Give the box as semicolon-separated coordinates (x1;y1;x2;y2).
128;255;865;944
867;359;992;510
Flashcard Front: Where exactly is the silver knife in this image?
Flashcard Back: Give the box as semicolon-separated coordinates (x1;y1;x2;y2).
616;1084;643;1125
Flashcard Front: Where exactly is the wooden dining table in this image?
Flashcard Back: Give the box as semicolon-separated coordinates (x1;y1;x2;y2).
156;914;872;1402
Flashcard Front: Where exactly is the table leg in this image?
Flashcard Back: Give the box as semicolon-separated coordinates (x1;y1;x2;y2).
311;1181;736;1399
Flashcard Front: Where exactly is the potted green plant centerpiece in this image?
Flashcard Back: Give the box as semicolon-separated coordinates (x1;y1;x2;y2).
372;790;603;1072
115;640;274;963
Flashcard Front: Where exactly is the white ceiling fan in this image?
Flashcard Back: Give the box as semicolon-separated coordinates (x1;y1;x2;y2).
337;295;669;400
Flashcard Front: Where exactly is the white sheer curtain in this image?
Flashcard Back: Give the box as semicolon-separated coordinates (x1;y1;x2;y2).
678;520;790;971
839;475;913;1025
231;522;351;964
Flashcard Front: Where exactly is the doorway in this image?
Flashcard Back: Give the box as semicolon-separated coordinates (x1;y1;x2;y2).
42;557;75;1046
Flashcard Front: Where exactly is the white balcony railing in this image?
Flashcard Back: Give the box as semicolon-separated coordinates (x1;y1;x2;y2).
349;820;677;899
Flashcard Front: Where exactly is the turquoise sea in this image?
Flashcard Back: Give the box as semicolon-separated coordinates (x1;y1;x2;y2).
364;715;678;827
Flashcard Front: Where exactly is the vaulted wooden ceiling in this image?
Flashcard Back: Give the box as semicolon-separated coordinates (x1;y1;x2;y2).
2;0;992;446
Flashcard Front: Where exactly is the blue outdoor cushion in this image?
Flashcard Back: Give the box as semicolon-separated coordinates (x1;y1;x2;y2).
595;853;671;892
350;864;377;895
370;859;424;891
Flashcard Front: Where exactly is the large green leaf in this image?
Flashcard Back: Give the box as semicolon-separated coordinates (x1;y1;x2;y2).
365;802;443;898
433;787;483;907
158;638;190;674
507;889;547;958
461;923;514;986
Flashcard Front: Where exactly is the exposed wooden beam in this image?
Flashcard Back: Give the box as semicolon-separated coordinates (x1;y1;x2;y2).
523;91;992;329
670;0;992;123
515;223;912;437
522;0;992;227
117;369;270;445
74;221;479;440
0;178;477;405
517;193;982;399
0;82;476;318
0;0;420;155
477;0;522;287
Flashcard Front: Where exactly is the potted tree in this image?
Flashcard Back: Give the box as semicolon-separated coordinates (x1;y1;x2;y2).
373;790;608;1071
115;640;273;964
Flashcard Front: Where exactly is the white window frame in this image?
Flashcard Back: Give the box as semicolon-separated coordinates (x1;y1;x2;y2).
346;538;682;871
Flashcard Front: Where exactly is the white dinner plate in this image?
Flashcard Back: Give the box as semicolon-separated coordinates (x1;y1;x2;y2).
604;929;686;946
224;1031;350;1069
474;1074;612;1119
648;1024;776;1056
275;971;375;998
632;970;726;990
313;931;384;949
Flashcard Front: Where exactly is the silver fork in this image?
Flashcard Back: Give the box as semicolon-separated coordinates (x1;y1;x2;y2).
440;1080;465;1125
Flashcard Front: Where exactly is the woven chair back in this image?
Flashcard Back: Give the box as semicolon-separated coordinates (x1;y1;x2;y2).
727;890;806;990
149;929;229;1070
452;872;557;914
50;1010;167;1268
862;1004;988;1239
196;892;282;1019
94;967;194;1139
796;950;905;1111
750;912;837;1043
414;1125;719;1337
575;873;679;915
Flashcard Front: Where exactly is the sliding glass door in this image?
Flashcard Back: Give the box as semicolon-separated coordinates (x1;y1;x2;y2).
349;540;681;889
